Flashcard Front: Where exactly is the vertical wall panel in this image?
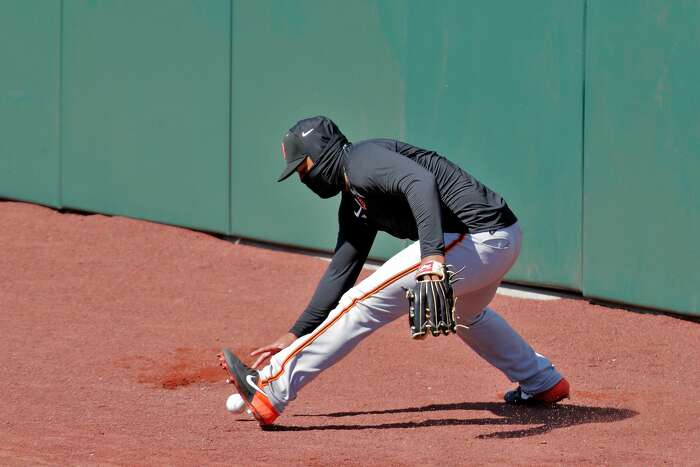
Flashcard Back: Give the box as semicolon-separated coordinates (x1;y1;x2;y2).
61;0;230;233
584;0;700;315
0;0;61;207
230;0;406;257
396;1;584;288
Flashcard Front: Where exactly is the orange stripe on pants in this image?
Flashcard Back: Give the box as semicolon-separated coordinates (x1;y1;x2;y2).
261;233;466;387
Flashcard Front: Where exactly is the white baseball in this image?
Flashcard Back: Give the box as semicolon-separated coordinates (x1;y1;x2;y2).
226;393;246;414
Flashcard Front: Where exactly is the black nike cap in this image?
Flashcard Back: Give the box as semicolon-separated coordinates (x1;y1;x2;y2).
277;116;331;182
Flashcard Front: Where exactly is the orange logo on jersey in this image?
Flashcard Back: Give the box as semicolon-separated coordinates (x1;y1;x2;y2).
353;193;368;219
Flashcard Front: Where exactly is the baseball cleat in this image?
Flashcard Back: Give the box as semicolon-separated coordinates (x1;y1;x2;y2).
504;377;570;405
218;348;279;426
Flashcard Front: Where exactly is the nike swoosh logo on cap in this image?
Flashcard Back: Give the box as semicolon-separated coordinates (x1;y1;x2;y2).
302;129;314;137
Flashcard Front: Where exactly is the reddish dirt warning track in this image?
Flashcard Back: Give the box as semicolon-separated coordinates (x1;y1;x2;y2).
1;201;698;466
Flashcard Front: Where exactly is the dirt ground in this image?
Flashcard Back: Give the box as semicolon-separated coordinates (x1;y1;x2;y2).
1;201;698;466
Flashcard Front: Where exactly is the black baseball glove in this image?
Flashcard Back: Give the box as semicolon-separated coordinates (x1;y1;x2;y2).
406;261;460;339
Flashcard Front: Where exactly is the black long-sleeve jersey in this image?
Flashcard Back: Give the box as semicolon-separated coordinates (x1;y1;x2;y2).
289;138;517;337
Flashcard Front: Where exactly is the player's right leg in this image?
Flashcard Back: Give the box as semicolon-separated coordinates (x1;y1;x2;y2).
456;304;565;399
448;222;568;402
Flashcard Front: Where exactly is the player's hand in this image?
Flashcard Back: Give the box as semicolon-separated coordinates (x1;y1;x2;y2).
419;254;445;281
250;332;297;369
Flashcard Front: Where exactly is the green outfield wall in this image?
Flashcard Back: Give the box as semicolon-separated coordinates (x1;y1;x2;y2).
0;1;697;316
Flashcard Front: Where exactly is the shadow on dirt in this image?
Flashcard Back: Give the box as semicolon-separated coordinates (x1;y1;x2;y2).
268;402;637;438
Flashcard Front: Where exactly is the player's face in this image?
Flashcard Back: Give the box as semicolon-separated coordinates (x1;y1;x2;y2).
295;156;313;180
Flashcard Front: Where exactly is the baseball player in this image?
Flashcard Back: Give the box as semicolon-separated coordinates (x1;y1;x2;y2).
219;116;569;427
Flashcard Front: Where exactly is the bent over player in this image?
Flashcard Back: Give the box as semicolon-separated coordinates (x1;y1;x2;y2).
219;116;569;426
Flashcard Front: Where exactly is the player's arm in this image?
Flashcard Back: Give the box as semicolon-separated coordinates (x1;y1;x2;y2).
357;145;458;338
361;146;446;265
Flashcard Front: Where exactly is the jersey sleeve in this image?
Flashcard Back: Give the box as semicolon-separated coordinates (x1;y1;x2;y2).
354;144;445;259
289;194;377;337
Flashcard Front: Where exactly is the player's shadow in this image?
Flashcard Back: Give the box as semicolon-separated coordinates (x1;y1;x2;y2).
266;402;637;438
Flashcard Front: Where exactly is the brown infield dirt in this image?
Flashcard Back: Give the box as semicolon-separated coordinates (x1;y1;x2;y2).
1;200;698;466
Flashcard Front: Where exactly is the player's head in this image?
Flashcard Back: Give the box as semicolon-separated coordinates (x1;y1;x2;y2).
278;116;349;199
